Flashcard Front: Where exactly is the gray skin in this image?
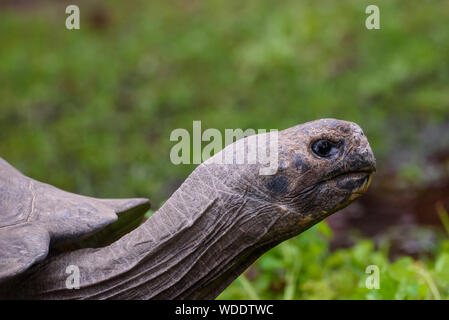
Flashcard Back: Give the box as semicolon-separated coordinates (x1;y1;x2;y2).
0;118;375;299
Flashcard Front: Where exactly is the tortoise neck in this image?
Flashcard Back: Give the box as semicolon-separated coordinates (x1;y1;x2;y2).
12;165;281;299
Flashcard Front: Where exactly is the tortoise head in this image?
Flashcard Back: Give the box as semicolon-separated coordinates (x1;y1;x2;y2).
206;118;376;242
270;118;376;217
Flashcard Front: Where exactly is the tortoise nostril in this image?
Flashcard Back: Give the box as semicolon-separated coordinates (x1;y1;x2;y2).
345;148;376;173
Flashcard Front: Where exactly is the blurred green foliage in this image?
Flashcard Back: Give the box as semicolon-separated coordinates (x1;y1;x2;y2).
220;218;449;300
1;0;448;204
1;0;449;299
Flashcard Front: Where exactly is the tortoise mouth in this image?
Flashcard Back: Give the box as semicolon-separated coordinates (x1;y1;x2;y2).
333;171;373;195
296;169;374;201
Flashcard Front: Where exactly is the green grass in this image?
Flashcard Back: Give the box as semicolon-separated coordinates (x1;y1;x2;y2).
1;0;448;205
219;217;449;300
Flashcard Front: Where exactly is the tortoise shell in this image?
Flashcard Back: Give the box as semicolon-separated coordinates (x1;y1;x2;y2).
0;157;150;283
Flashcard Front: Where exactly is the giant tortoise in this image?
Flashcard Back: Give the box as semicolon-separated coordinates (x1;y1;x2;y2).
0;119;375;299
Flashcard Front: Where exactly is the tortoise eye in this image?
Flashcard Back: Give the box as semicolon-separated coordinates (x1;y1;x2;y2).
312;140;340;158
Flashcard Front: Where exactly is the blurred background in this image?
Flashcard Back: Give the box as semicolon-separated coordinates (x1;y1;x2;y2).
1;0;449;299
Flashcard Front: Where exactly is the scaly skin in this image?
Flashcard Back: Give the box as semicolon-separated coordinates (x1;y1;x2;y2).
1;118;376;299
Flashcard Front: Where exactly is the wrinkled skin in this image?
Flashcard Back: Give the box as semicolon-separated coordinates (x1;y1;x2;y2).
0;118;375;299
